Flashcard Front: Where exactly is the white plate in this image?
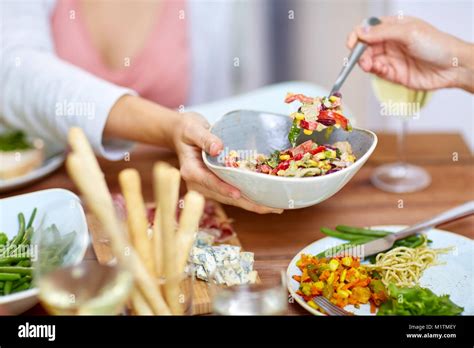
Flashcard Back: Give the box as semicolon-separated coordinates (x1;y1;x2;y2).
0;188;89;314
287;226;474;316
0;152;65;193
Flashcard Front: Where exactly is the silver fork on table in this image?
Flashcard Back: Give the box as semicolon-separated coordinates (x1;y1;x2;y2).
312;296;352;316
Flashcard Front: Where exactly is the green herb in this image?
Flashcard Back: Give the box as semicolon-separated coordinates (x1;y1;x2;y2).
377;284;463;316
288;119;301;148
0;131;32;152
264;150;281;169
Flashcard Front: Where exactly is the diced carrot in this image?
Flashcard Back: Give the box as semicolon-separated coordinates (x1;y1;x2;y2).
357;278;371;287
292;275;301;282
351;259;360;268
370;301;376;314
319;270;330;281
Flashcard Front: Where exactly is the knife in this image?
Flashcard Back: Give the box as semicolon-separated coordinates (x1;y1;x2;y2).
337;200;474;258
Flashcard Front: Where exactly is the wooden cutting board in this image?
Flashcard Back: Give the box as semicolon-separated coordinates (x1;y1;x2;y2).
87;205;253;315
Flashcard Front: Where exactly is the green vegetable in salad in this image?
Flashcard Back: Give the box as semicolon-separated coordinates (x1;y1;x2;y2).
288;119;301;147
377;284;463;316
264;150;281;169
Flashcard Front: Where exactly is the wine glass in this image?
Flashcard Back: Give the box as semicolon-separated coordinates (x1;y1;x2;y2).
210;271;288;315
37;261;133;315
370;77;432;193
32;199;133;315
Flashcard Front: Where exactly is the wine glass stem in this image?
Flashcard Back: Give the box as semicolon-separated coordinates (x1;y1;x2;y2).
397;120;408;167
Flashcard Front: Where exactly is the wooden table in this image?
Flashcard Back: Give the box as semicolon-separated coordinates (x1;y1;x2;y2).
4;133;473;315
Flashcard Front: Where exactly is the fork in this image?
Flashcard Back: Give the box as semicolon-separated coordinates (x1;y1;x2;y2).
313;296;353;316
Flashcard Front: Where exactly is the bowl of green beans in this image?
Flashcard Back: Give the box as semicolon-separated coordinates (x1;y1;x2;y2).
0;189;89;314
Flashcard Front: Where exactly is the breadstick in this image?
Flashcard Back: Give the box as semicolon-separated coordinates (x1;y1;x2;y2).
176;191;205;274
66;128;171;315
152;164;164;278
152;207;163;278
155;162;182;314
119;169;154;274
130;288;154;315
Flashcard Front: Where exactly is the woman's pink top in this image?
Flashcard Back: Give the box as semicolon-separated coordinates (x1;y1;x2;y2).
51;0;189;108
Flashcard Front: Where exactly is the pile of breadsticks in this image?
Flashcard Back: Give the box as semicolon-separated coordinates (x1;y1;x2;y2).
66;127;205;315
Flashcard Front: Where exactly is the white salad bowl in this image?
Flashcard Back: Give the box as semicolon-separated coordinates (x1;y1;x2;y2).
203;110;378;209
0;188;89;314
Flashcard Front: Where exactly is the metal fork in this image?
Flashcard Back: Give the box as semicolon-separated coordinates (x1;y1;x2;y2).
313;296;353;316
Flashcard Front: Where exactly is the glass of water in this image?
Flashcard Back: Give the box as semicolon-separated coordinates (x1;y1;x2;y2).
210;271;288;315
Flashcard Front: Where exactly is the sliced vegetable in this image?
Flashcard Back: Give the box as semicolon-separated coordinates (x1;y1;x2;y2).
377;284;463;316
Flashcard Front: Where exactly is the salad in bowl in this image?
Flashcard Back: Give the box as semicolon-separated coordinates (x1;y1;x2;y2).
224;93;355;178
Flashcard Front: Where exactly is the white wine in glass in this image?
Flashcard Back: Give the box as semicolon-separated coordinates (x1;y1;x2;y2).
32;218;133;315
370;77;432;193
38;262;133;315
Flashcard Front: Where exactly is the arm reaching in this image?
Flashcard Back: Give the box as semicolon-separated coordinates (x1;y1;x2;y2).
346;16;474;93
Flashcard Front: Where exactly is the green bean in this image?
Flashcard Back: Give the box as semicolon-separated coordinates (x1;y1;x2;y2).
12;283;30;293
0;281;4;289
335;225;390;237
334;225;427;249
316;238;370;259
12;213;26;245
0;256;29;266
404;235;420;242
3;280;13;295
321;227;377;242
0;273;21;281
0;267;33;276
394;235;424;248
21;227;34;245
408;236;425;248
17;260;31;267
0;232;7;246
0;213;25;258
12;276;31;290
394;239;411;247
54;231;76;259
26;208;37;229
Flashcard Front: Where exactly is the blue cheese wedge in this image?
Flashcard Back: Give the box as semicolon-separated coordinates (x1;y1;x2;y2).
188;242;258;286
194;231;215;247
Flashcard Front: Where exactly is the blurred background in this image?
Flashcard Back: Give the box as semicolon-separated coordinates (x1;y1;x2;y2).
222;0;473;150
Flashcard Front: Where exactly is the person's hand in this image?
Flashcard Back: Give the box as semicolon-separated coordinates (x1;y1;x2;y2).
347;16;474;92
172;112;283;214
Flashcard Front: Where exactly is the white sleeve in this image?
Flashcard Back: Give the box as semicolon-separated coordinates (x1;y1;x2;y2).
0;0;136;160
